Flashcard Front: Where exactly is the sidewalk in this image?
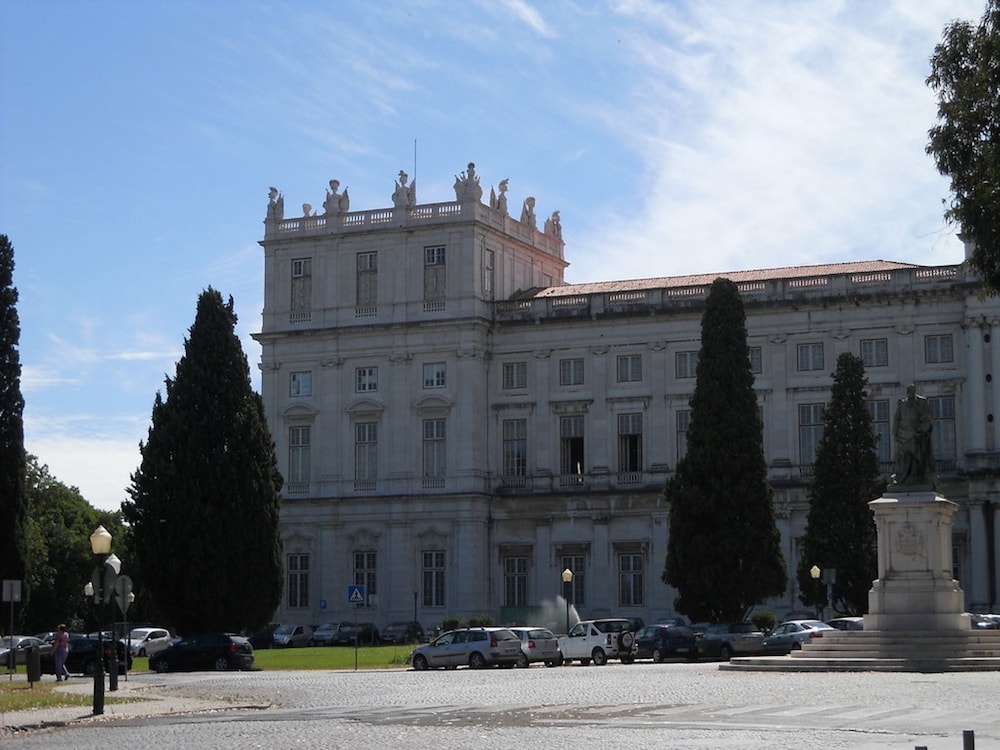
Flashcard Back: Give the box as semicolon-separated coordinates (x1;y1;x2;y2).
1;673;268;736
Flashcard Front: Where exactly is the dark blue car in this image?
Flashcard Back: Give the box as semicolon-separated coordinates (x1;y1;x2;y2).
633;624;699;662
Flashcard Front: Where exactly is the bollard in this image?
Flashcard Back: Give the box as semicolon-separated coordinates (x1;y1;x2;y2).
26;645;41;684
963;729;975;749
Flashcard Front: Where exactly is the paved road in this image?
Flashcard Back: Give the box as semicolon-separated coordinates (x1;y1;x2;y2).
4;661;998;749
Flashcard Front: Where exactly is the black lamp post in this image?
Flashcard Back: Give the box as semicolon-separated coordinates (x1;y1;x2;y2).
85;525;122;715
810;565;823;621
561;568;573;635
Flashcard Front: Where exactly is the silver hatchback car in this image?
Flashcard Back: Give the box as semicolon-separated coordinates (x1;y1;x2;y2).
508;626;563;667
409;627;521;670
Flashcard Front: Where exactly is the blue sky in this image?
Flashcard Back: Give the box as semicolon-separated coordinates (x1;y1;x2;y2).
0;0;984;511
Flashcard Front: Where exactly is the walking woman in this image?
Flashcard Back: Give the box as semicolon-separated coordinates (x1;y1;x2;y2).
53;624;70;681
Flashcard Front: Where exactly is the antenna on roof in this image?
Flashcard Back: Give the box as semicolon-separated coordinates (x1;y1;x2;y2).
413;139;417;187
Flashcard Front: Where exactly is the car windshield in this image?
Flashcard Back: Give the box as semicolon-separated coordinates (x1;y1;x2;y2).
274;625;295;635
492;630;517;641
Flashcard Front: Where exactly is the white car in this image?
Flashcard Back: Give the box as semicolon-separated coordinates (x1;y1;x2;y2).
128;627;174;657
507;626;563;667
557;618;636;666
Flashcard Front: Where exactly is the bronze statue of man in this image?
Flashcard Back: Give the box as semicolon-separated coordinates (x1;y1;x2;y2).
893;383;935;489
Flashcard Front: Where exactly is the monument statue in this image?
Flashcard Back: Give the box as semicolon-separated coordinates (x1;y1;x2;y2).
520;196;536;229
453;161;483;201
266;187;284;223
323;179;350;215
544;210;562;239
892;383;936;489
490;178;509;214
392;170;416;208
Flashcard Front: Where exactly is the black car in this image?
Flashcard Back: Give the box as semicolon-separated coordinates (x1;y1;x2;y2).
149;633;254;673
330;622;380;646
634;624;699;662
381;621;424;645
40;634;132;676
246;622;280;649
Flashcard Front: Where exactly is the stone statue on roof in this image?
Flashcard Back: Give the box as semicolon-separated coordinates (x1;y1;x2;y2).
544;210;562;239
323;179;350;215
520;196;536;229
266;186;284;223
454;161;483;202
392;170;416;208
490;178;509;214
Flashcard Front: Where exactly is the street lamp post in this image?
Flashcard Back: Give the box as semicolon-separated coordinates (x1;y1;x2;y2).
86;525;123;715
810;565;823;621
561;568;574;635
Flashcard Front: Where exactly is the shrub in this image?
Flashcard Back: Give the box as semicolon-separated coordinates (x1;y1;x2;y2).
468;614;493;627
441;617;461;633
751;610;776;634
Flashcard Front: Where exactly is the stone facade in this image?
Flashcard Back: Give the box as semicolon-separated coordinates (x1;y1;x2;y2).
255;166;1000;631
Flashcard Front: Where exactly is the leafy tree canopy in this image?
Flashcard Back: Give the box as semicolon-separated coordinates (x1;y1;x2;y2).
927;0;1000;291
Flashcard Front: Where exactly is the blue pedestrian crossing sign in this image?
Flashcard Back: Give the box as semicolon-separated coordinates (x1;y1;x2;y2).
348;585;366;604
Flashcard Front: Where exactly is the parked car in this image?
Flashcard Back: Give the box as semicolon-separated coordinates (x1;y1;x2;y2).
1;635;47;667
272;624;314;648
762;619;836;654
409;627;521;670
39;634;132;676
698;622;765;660
963;612;1000;630
508;626;563;667
149;633;254;672
246;622;280;649
128;627;173;657
827;616;864;631
329;622;381;646
558;618;636;666
309;622;344;646
634;624;699;662
381;621;425;645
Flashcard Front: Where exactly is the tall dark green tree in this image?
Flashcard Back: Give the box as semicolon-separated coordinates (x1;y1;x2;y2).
796;353;881;616
926;0;1000;291
122;289;283;635
662;277;786;623
0;234;27;630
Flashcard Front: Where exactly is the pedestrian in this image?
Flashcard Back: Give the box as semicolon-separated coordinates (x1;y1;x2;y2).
53;623;70;681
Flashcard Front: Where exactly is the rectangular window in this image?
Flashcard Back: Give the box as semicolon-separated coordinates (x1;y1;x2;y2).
675;351;698;379
929;395;957;462
288;426;311;488
503;361;527;389
287;553;309;608
868;399;891;464
356;366;379;393
502;419;527;477
422;550;445;607
617;413;643;473
560;415;585;476
749;346;763;375
797;343;824;371
356;252;377;309
503;556;528;607
925;334;954;364
290;371;312;397
798;403;825;464
619;553;644;607
291;258;312;320
617;354;642;383
355;422;378;482
423;363;446;389
561;555;586;607
422;419;446;478
676;410;691;463
861;338;888;368
424;245;446;302
559;358;584;386
354;550;377;598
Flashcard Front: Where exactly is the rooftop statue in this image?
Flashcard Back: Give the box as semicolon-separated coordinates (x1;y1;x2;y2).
520;196;537;229
392;170;416;208
454;161;483;202
323;179;350;215
266;187;284;223
892;383;936;490
302;203;313;217
544;210;562;240
490;178;509;214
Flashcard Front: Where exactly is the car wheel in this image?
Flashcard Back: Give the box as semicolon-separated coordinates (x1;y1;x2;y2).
213;657;230;671
652;648;663;663
792;641;803;650
154;659;169;673
592;648;608;666
620;656;634;665
578;658;591;666
720;644;733;661
138;648;146;657
516;653;529;669
469;651;487;669
412;654;429;671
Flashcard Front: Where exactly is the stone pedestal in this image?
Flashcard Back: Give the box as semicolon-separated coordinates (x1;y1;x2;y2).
864;491;966;631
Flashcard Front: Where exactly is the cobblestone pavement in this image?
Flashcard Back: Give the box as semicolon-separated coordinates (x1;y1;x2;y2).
3;661;999;749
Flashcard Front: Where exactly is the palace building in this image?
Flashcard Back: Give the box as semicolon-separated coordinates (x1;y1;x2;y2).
255;164;1000;629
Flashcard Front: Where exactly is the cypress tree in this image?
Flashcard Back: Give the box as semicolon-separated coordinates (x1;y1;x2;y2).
0;234;27;629
123;289;283;635
662;277;786;623
796;352;881;616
